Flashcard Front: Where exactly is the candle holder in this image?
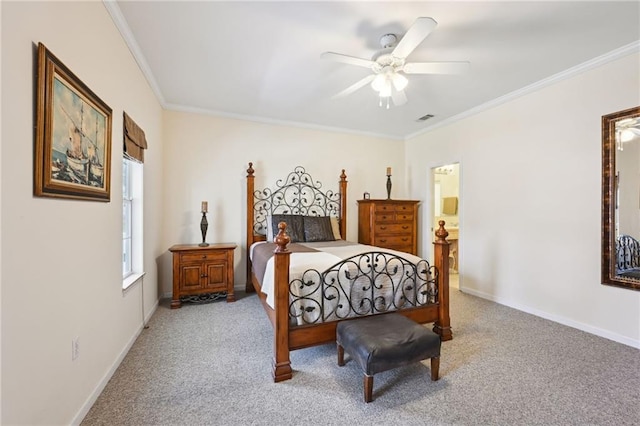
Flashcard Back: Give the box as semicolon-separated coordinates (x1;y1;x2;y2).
199;212;209;247
386;173;392;199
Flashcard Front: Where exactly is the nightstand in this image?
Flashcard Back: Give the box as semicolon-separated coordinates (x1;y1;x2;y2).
168;243;237;309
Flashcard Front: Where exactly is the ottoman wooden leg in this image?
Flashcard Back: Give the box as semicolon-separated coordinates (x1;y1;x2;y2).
337;343;345;366
430;356;440;381
364;375;374;403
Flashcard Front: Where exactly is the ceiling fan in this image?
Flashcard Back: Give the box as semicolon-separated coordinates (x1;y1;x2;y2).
322;17;470;108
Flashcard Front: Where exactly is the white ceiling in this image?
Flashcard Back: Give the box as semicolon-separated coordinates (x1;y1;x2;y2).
107;1;640;140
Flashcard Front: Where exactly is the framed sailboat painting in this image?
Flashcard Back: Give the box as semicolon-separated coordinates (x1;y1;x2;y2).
34;42;112;201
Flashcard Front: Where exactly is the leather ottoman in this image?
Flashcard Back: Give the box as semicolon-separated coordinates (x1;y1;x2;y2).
336;313;441;402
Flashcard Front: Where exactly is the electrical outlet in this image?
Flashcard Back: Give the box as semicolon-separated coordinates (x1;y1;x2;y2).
72;337;79;361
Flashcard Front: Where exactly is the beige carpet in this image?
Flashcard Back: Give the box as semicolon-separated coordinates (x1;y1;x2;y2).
82;289;640;425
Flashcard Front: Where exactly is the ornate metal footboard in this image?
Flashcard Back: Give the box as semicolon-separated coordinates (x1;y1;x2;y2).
289;252;438;325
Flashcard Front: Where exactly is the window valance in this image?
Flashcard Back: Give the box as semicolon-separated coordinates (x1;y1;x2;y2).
123;112;147;163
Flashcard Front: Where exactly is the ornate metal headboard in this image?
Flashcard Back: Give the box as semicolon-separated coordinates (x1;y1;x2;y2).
252;166;341;236
246;163;348;244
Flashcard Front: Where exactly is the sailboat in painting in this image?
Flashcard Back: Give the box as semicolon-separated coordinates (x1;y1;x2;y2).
59;104;103;187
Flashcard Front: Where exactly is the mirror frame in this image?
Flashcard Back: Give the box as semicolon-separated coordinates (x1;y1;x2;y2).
602;105;640;291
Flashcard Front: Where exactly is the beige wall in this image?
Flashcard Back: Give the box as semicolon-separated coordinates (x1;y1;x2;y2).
159;110;404;296
406;52;640;347
1;2;164;424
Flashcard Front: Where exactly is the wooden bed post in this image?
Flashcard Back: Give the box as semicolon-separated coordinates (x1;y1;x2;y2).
272;223;293;382
433;220;453;341
246;162;255;293
339;169;347;239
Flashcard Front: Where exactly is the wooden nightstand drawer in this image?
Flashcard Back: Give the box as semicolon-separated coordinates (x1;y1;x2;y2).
180;251;227;263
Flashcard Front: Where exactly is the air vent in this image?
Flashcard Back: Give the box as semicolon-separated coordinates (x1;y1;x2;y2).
416;114;434;122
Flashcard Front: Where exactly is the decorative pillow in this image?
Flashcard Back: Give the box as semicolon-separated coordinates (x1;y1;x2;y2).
303;216;335;242
268;214;304;243
330;216;342;240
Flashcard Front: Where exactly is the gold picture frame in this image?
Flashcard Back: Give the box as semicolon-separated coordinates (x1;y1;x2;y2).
35;42;112;201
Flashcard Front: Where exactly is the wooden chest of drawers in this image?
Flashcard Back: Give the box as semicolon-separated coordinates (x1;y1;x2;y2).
357;200;419;255
169;243;237;309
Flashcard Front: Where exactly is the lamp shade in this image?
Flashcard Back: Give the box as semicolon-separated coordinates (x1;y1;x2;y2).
391;73;408;91
378;80;392;97
371;74;387;92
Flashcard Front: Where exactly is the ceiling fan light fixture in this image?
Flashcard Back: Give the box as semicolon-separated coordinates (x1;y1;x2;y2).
391;73;408;91
378;81;392;98
620;129;636;143
371;73;387;92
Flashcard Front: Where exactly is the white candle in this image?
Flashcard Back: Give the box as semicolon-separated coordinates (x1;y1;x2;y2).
386;167;391;175
201;201;208;213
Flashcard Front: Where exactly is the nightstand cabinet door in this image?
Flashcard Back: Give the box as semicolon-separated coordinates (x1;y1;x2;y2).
180;264;203;290
169;243;237;309
204;262;226;291
357;199;419;255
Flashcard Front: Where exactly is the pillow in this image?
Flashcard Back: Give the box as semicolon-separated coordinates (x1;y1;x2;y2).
330;216;342;240
303;216;335;242
267;214;304;243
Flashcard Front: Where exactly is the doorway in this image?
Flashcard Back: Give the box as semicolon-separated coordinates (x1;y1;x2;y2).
431;163;460;289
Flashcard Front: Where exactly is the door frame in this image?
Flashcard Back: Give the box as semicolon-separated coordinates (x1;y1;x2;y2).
427;160;462;289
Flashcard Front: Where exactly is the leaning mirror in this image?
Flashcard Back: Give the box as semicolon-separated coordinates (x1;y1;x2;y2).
602;106;640;291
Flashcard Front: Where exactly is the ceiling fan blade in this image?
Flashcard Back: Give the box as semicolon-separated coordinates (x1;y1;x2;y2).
391;88;408;106
332;74;376;99
321;52;375;68
392;17;437;59
404;61;470;75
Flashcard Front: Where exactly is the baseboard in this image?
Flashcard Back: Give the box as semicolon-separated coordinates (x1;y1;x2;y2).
71;299;159;425
460;287;640;349
144;298;159;325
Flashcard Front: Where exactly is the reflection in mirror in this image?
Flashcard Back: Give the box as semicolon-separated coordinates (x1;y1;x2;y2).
602;106;640;291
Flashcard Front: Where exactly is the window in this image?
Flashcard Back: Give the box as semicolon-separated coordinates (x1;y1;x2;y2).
123;158;143;288
123;159;132;277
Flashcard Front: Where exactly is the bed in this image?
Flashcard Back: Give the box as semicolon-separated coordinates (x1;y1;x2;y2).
245;163;452;382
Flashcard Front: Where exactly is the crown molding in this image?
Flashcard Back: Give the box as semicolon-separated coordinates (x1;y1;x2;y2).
165;103;403;141
405;40;640;141
103;0;166;105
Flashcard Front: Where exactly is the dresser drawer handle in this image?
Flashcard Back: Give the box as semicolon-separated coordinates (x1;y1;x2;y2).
402;226;409;230
381;216;388;220
202;255;207;259
380;226;387;230
379;239;387;243
402;238;408;242
201;274;208;278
